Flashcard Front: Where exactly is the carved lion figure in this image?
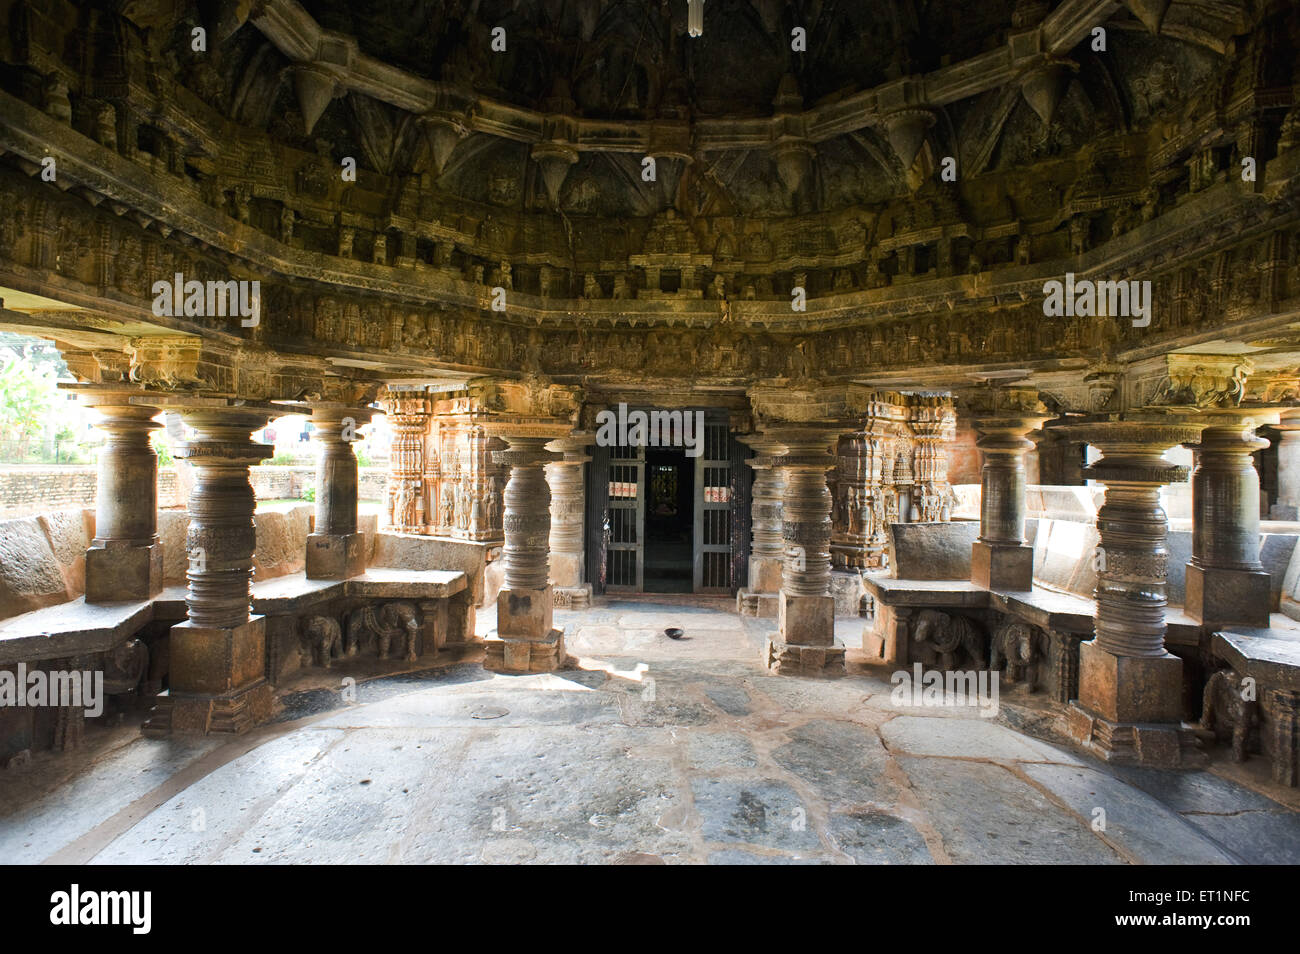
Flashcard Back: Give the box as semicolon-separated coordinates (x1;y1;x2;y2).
301;615;343;669
1201;668;1259;763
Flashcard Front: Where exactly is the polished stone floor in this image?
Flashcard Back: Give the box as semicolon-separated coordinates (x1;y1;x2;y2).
2;598;1299;864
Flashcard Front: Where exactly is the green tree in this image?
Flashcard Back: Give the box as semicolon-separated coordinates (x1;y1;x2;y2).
0;358;55;460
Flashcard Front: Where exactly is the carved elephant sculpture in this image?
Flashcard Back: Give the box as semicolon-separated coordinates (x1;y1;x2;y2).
379;601;421;662
912;609;985;671
346;602;421;661
1201;668;1259;763
301;615;344;669
102;638;149;694
990;620;1047;692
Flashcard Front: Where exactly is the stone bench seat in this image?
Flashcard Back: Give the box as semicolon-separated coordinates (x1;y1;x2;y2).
0;571;469;668
862;575;987;609
991;587;1095;635
0;597;157;664
1208;624;1300;786
1212;625;1300;692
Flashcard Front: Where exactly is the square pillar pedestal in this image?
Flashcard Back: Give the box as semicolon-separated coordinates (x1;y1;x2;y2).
486;585;567;673
144;616;273;736
1066;640;1199;767
306;531;367;580
765;592;844;675
1184;564;1272;628
84;540;162;602
970;540;1034;591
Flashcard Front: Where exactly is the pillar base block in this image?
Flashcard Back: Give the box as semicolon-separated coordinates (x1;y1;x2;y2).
306;531;367;580
498;585;554;638
84;540;162;603
764;637;846;675
1184;563;1272;627
142;681;273;737
971;541;1034;591
1065;703;1204;768
484;627;567;673
553;584;592;609
747;556;784;594
737;590;779;617
778;592;835;647
1078;639;1185;724
168;615;268;697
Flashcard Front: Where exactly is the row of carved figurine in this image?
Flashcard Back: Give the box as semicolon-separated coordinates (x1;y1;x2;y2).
300;602;422;668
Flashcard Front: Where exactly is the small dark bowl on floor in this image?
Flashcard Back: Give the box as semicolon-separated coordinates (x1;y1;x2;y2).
664;627;684;640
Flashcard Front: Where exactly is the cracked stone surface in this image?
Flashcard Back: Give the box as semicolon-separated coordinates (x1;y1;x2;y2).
1;598;1298;864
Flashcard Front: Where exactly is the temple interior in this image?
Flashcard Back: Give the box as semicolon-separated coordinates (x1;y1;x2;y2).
2;0;1300;866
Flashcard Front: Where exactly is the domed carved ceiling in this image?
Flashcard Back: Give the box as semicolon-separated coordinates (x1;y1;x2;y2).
0;0;1295;402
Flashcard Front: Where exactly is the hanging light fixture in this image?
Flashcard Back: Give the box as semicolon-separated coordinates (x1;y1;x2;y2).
688;0;704;37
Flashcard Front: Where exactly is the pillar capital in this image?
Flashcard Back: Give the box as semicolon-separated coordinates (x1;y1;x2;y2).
545;431;593;463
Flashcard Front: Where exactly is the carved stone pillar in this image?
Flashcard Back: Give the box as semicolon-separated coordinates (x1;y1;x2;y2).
145;404;276;736
307;404;374;579
968;389;1050;591
1272;413;1300;521
1056;419;1207;766
383;390;429;532
1185;409;1279;627
485;435;565;673
737;434;785;617
909;396;956;522
765;428;843;675
72;386;164;602
546;434;592;609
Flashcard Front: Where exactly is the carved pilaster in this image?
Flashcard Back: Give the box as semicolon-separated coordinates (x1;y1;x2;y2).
382;389;430;533
737;434;785;617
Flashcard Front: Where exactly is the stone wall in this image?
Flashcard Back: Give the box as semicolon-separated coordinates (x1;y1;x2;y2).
0;465;387;518
249;466;387;502
0;509;94;619
0;503;328;620
0;467;181;518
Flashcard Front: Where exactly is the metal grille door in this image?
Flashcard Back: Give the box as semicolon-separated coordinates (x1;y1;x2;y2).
605;443;645;591
694;421;733;593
